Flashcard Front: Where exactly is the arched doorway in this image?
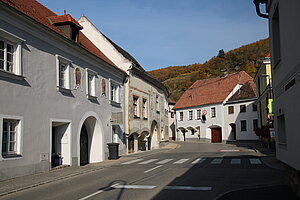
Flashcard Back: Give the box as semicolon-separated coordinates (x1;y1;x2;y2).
78;113;103;166
211;127;222;143
128;134;134;153
150;121;159;149
80;124;89;166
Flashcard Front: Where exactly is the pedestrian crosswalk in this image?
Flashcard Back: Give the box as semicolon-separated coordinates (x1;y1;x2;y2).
121;157;263;166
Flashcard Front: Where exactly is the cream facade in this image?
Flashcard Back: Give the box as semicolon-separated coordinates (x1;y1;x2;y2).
78;16;169;153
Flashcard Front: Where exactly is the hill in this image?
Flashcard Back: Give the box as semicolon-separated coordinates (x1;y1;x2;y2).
148;38;269;101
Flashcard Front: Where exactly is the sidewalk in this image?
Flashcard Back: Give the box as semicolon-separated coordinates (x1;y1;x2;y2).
0;142;179;197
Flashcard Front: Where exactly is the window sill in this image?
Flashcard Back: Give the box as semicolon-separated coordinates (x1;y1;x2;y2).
110;101;121;107
2;154;22;160
0;69;25;81
57;86;72;93
88;95;98;101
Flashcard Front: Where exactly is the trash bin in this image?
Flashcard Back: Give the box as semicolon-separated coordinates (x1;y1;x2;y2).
140;141;146;151
107;143;119;160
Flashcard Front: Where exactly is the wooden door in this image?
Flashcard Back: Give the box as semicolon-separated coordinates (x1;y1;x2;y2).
211;128;222;143
80;125;89;166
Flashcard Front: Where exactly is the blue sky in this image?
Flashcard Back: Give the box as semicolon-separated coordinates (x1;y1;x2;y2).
38;0;269;71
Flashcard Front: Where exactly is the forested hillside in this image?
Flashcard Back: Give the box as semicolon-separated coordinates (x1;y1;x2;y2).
148;38;269;101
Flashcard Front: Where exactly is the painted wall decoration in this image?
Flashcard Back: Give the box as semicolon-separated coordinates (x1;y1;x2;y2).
74;67;82;89
102;79;106;96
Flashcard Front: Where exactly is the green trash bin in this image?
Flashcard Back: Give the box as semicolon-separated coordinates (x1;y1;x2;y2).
107;143;119;160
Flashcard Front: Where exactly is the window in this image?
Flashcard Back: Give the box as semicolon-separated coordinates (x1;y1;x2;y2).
252;104;257;112
142;98;148;119
211;107;216;118
2;119;21;157
179;112;183;121
240;104;246;113
133;96;139;118
156;95;160;113
0;41;14;72
241;120;247;131
253;119;258;131
197;109;201;120
0;28;24;77
171;112;174;118
56;55;71;91
277;114;286;144
271;5;281;67
110;82;119;103
86;69;97;99
228;106;234;114
189;110;193;120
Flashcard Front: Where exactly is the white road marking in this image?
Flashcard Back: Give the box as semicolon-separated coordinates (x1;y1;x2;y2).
231;159;241;164
156;159;173;164
219;149;241;152
250;158;262;164
78;183;120;200
139;159;158;164
121;159;143;165
165;186;212;191
192;158;206;164
211;158;223;164
144;165;163;173
173;159;190;164
113;185;156;189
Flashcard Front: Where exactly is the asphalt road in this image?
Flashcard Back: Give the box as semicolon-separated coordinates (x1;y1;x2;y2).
0;142;295;200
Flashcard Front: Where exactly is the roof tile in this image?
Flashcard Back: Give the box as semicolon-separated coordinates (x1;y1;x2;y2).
173;71;253;109
2;0;117;68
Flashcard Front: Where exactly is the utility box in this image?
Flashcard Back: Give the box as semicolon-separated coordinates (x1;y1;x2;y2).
107;143;119;160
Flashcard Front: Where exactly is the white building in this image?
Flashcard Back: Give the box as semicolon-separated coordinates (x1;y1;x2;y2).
255;0;300;196
173;72;259;142
78;16;169;153
0;0;127;180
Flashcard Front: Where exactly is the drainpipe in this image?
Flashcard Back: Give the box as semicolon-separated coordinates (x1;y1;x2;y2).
253;0;269;19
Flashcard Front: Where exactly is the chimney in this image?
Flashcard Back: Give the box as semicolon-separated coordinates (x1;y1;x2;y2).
220;68;228;79
48;11;83;42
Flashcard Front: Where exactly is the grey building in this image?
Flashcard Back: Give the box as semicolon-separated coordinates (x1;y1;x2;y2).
0;0;127;181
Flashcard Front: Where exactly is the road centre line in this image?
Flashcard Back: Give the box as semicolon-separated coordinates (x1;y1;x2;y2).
165;186;212;191
78;183;120;200
113;185;156;189
144;165;163;173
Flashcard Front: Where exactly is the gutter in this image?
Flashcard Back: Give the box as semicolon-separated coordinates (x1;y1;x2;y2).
253;0;269;19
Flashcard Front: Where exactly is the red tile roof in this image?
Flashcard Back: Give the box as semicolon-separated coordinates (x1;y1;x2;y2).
173;71;253;109
227;80;257;102
2;0;116;67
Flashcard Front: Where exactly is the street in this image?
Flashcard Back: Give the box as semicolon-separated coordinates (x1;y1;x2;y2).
0;141;296;200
